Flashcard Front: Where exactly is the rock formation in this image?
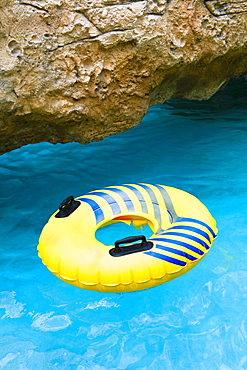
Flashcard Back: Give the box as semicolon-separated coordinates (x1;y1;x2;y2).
0;0;247;153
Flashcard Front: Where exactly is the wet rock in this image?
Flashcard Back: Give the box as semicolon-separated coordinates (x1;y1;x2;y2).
0;0;247;153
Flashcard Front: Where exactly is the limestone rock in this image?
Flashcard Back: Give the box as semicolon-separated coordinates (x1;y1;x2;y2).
0;0;247;153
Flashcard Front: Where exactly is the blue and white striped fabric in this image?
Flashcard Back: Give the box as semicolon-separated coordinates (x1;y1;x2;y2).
77;183;176;226
145;217;217;266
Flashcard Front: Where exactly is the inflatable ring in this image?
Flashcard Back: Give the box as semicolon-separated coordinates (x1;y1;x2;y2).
37;184;217;293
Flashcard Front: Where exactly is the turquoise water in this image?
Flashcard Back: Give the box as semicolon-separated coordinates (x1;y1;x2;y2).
1;78;247;369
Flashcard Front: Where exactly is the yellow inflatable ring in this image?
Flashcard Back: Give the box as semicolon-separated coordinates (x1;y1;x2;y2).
37;183;217;293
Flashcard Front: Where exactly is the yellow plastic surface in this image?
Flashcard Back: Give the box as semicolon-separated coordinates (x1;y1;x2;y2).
37;184;218;292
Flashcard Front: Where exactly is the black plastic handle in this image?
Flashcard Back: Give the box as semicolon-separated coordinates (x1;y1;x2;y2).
115;235;146;249
55;196;80;218
59;196;74;209
109;235;153;257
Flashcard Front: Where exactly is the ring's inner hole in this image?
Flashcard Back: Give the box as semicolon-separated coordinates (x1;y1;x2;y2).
96;219;154;246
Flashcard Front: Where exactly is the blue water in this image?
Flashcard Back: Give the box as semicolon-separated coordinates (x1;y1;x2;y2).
1;78;247;369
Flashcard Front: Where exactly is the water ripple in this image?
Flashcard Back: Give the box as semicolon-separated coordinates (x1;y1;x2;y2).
31;312;72;332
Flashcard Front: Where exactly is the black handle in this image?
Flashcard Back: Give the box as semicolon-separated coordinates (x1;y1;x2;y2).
59;196;75;210
55;196;80;218
115;235;146;249
110;235;153;257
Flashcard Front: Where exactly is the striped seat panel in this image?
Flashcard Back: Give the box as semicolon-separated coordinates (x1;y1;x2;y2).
77;184;171;225
145;217;216;266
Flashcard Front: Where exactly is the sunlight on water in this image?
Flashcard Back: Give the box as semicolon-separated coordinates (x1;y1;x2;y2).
1;78;247;369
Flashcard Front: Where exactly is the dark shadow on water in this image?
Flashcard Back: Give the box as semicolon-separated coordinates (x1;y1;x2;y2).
163;77;247;120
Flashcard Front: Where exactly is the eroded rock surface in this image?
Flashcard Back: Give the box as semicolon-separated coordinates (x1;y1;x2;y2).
1;0;247;153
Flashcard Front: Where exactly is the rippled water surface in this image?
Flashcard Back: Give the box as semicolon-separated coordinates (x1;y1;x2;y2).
1;79;247;369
